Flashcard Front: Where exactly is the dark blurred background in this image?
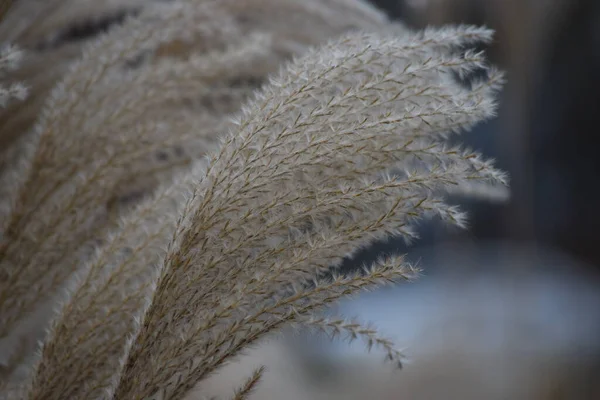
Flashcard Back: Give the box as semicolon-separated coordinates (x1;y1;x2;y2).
360;0;600;270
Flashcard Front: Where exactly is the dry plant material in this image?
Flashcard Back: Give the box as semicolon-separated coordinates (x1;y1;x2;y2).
0;0;506;399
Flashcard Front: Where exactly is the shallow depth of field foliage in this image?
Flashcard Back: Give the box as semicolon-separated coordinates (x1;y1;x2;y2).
0;0;506;399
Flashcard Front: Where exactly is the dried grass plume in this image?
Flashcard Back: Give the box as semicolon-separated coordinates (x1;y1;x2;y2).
0;0;506;399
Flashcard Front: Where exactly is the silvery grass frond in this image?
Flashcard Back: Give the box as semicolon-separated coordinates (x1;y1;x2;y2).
0;0;506;397
0;1;396;381
1;0;395;391
6;26;507;399
0;0;388;155
0;0;251;353
301;316;407;368
230;366;265;400
0;0;335;366
0;0;392;393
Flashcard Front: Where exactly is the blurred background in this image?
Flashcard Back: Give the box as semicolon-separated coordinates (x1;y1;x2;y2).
368;0;600;268
218;1;600;399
